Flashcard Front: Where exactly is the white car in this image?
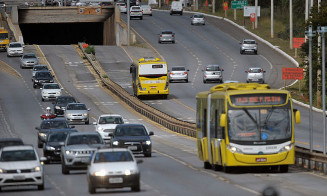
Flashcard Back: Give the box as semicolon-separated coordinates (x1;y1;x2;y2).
130;5;143;20
40;83;63;102
117;2;127;13
7;42;24;57
141;5;152;16
87;148;142;193
0;145;46;191
93;114;124;143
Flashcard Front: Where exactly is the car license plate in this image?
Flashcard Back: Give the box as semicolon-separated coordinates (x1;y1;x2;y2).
81;157;90;163
128;146;137;150
109;177;123;183
256;158;267;162
13;175;25;180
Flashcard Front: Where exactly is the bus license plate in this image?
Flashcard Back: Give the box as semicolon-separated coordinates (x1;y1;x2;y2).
109;177;123;183
256;158;267;162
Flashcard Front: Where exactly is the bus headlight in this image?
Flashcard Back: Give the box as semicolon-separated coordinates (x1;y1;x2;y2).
279;143;294;153
227;145;242;154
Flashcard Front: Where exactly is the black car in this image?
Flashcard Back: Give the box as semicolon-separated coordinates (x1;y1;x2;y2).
36;119;75;148
53;96;77;115
33;70;54;88
110;124;154;157
0;138;24;148
43;129;78;163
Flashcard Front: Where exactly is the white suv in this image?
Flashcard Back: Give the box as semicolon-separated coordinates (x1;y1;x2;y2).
130;6;143;20
93;114;124;143
0;145;46;191
7;42;24;57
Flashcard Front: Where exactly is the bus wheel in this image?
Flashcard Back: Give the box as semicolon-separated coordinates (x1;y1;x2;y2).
162;95;168;99
213;164;223;171
279;165;288;173
223;166;232;173
204;162;211;169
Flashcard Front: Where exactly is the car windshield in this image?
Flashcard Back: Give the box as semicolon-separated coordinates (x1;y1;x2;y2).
41;121;69;129
23;54;36;59
44;84;60;89
48;132;69;142
205;65;220;71
131;7;140;10
67;135;101;145
227;108;291;142
34;66;48;71
57;97;76;104
172;67;185;71
1;150;36;162
94;151;133;163
249;69;262;73
9;43;22;47
36;72;51;77
244;40;256;44
115;126;148;136
67;104;87;110
99;116;123;124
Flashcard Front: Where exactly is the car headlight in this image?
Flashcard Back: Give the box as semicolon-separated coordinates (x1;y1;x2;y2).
55;106;61;109
112;141;119;146
35;80;39;82
66;113;71;116
46;146;55;151
83;113;88;116
42;92;47;94
32;166;41;172
66;150;73;155
227;145;243;154
39;133;47;137
279;143;294;153
56;91;61;95
97;126;104;131
144;140;151;145
0;168;3;173
93;170;106;176
124;169;131;176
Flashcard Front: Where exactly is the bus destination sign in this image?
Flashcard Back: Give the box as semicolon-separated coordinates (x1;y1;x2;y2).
230;94;287;106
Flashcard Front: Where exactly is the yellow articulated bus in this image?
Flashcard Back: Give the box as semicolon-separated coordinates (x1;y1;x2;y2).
196;83;301;173
130;57;169;99
0;27;9;51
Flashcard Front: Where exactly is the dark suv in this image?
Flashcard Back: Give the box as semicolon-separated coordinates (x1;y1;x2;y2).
53;96;77;115
33;70;54;88
110;124;154;157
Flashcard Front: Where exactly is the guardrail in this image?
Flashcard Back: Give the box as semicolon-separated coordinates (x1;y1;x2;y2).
78;43;327;174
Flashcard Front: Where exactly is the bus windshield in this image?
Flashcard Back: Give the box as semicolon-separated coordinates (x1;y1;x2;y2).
139;64;167;76
227;107;291;142
0;33;8;39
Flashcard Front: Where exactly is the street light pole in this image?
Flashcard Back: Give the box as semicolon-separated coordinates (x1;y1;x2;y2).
305;25;316;153
127;0;130;46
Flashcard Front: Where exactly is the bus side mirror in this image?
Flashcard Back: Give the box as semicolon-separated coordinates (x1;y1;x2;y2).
294;110;301;124
220;113;226;127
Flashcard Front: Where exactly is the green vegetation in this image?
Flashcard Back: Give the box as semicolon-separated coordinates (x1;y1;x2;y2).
85;45;95;55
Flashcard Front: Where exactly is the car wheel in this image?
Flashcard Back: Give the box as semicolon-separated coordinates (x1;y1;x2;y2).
172;41;175;44
150;14;152;16
85;120;89;125
240;50;243;54
158;41;161;44
185;79;188;83
37;183;44;190
144;152;152;157
191;23;193;25
169;80;172;83
140;16;143;20
20;65;23;69
170;12;172;15
203;80;206;83
88;182;96;194
61;161;69;175
254;51;258;55
203;23;205;25
180;13;183;15
33;84;37;89
41;97;44;102
131;181;140;192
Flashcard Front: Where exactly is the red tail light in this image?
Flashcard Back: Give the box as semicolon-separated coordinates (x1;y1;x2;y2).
172;34;174;37
125;5;127;8
170;73;173;75
160;35;162;37
150;9;152;11
261;69;263;72
248;69;251;72
184;72;188;75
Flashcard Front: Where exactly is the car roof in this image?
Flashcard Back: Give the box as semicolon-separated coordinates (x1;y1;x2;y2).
249;67;263;69
41;119;68;122
116;123;145;127
23;53;36;55
243;39;256;41
69;131;100;136
161;30;173;33
33;64;47;67
1;145;34;151
35;70;51;73
67;102;85;106
9;42;22;45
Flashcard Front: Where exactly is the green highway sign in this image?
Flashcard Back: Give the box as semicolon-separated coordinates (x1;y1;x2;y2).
231;1;248;9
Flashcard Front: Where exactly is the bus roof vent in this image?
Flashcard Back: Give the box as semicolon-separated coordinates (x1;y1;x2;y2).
210;83;270;92
139;57;161;62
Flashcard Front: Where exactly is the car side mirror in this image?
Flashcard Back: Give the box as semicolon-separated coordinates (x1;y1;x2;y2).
245;71;248;73
137;159;143;164
70;125;75;128
263;71;266;73
88;108;90;111
221;69;224;71
187;69;190;71
149;131;154;136
35;126;40;130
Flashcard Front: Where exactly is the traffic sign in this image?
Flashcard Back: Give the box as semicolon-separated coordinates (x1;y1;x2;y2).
231;1;247;9
250;13;255;22
223;2;228;11
282;68;303;80
293;38;305;49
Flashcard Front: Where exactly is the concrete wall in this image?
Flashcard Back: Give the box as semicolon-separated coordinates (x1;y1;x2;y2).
116;21;136;46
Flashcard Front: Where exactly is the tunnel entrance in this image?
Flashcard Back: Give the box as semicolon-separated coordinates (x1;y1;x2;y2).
20;22;104;45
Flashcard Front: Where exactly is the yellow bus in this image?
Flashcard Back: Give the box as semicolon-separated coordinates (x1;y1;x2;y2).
130;57;169;99
196;83;301;173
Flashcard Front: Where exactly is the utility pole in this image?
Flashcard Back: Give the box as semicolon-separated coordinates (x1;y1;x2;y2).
212;0;215;14
305;0;308;21
305;25;316;153
255;0;258;28
127;0;130;46
290;0;293;49
271;0;273;38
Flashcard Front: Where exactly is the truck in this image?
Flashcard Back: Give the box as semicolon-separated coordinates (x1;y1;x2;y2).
0;27;9;51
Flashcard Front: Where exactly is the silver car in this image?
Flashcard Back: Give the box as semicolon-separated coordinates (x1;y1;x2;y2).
158;30;175;44
65;103;90;124
240;39;258;54
169;66;189;83
93;114;124;143
141;5;152;16
40;83;63;101
0;145;46;191
191;13;205;25
20;53;39;69
245;67;266;84
87;148;142;193
32;64;49;81
130;6;143;20
202;64;224;83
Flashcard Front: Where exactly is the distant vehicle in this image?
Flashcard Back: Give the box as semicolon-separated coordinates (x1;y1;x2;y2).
170;1;183;15
141;5;152;16
64;103;90;124
93;114;124;143
0;27;9;51
76;1;87;6
33;70;54;88
245;67;266;84
0;145;46;190
169;66;189;83
35;119;74;148
130;5;143;20
89;2;100;6
53;96;77;115
191;13;205;25
202;64;224;83
240;39;258;54
117;2;127;13
0;2;6;8
61;132;104;174
7;42;23;57
20;53;39;69
110;124;154;157
0;138;24;149
223;80;240;84
158;30;175;44
43;129;78;164
40;83;63;101
32;65;49;81
87;148;142;193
